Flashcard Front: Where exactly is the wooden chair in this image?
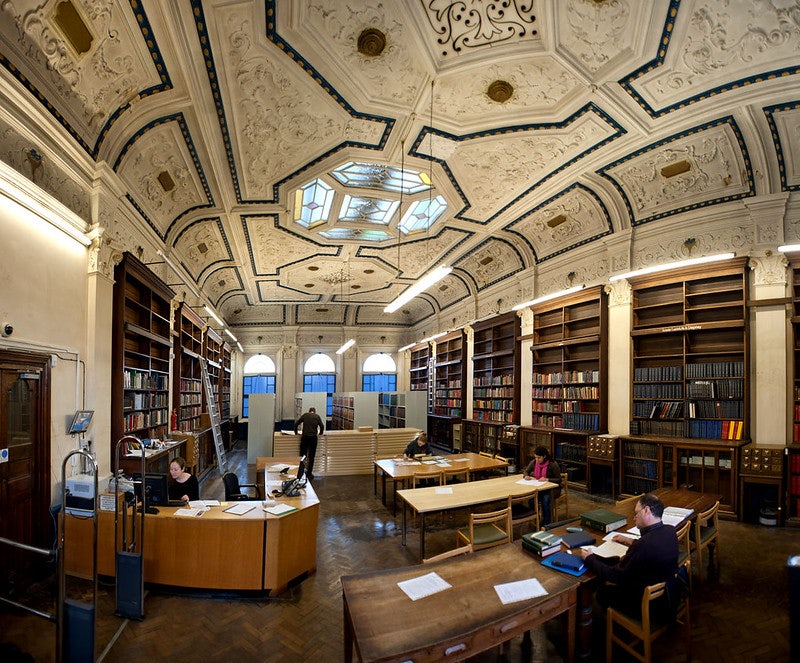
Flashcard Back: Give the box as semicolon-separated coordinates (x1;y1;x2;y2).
554;472;569;520
412;471;442;488
690;501;720;582
493;454;511;476
422;544;472;564
456;506;512;552
509;490;539;538
442;465;469;485
615;493;644;508
606;579;691;663
674;519;693;592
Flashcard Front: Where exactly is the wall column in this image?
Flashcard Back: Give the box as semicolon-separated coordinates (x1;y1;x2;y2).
605;280;632;435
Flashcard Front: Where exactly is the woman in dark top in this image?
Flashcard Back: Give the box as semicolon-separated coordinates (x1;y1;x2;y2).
168;456;199;502
522;445;561;526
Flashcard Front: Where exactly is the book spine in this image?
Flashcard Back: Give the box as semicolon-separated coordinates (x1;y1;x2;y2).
580;517;611;533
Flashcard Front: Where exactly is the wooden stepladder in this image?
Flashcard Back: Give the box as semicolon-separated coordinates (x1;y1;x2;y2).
200;358;228;473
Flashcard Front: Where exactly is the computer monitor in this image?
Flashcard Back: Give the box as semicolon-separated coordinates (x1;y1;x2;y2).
68;410;93;435
133;473;169;506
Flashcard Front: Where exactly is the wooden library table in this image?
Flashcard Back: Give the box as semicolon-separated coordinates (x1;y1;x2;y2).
398;474;557;560
64;471;319;595
374;452;509;515
548;487;721;661
342;542;577;663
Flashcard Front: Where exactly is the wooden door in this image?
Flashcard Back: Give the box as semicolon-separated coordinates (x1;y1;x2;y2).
0;352;50;591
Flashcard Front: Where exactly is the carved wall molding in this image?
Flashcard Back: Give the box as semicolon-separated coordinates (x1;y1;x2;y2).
749;253;788;287
604;278;631;307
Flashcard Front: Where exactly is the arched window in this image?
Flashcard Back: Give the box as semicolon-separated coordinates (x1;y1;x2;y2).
362;353;397;392
303;353;336;416
242;354;276;417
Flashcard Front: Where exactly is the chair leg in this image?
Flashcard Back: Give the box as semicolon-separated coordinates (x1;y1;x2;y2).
606;612;614;662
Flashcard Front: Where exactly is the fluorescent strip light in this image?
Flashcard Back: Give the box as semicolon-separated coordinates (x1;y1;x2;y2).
384;265;453;313
157;249;201;298
236;342;244;353
336;338;355;355
608;253;735;282
224;329;237;342
204;305;224;327
778;244;800;253
421;331;447;343
398;342;417;352
512;285;585;311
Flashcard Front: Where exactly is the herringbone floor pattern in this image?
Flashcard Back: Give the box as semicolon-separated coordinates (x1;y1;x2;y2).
0;442;795;662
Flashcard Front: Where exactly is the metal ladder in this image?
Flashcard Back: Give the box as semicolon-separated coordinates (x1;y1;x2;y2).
200;358;228;472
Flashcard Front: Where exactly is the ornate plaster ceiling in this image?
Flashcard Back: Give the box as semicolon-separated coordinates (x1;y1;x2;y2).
0;0;799;334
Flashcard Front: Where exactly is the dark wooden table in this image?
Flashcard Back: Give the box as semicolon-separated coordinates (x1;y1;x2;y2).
342;542;577;662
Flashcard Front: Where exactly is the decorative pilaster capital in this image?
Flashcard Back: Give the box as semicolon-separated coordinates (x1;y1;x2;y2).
748;253;788;287
604;279;632;307
86;227;122;279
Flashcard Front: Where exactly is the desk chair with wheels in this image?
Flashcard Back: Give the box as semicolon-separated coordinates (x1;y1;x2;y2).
456;506;512;552
606;577;691;663
690;500;720;582
222;472;261;501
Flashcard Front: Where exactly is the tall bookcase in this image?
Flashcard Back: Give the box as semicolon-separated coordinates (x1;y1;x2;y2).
409;344;431;397
378;391;427;429
220;343;232;421
111;252;174;451
331;392;378;430
203;327;222;416
432;331;465;418
173;303;205;432
629;258;749;441
530;286;607;431
471;311;520;423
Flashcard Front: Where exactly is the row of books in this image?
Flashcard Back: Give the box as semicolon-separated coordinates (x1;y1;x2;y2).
123;392;169;410
474;387;514;398
434;379;461;389
623;441;660;460
686;379;743;399
634;365;683;382
629;419;685;436
685;419;743;440
473;400;513;410
686;361;744;378
623;477;658;496
432;407;461;417
123;369;168;390
433;398;461;407
790;453;800;473
633;383;683;399
555;442;588;462
562;412;600;430
643;400;684;420
179;378;201;393
687;400;743;419
532;370;600;385
472;409;513;422
123;408;167;432
624;458;659;479
473;374;514;386
790;476;800;496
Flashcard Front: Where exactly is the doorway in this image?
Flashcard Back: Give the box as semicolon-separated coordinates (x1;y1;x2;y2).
0;351;51;593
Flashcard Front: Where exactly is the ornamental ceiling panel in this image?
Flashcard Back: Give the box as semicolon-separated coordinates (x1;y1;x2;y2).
507;184;613;261
116;119;210;238
766;104;800;190
200;266;243;308
257;278;320;303
414;107;620;223
243;215;339;276
205;1;388;202
225;299;286;326
455;239;524;291
0;0;167;155
295;304;346;326
173;218;232;282
601;118;754;226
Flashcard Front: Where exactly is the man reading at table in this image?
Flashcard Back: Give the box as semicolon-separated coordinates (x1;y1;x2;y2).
578;492;678;618
404;432;431;459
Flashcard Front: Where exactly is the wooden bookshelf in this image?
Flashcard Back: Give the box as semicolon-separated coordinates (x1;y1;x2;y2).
378;391;427;429
471;311;520;424
629;258;749;441
332;392;378;430
111;252;174;452
786;444;800;526
529;286;607;431
432;331;465;418
409;343;431;399
220;342;231;421
173;303;205;432
203;326;222;417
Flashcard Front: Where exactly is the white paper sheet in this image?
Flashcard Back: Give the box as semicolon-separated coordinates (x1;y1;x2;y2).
397;572;452;601
517;478;546;486
434;487;453;494
494;578;548;604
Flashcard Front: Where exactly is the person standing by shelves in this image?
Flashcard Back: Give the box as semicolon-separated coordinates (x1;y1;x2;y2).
295;406;324;481
522;445;561;526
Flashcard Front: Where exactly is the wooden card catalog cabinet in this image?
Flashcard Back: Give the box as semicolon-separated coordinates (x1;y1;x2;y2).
740;446;783;476
588;434;617;460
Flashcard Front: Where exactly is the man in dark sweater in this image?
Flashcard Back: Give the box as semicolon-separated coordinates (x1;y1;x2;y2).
294;407;324;480
579;492;679;618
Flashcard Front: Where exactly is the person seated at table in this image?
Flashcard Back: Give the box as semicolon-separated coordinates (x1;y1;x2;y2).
522;445;561;526
168;456;199;503
578;493;678;619
404;432;431;459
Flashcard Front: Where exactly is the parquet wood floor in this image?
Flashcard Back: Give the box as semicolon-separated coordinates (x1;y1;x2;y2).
0;443;794;662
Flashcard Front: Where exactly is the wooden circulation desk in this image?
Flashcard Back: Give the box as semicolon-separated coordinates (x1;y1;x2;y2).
64;461;318;595
548;487;721;662
342;542;577;663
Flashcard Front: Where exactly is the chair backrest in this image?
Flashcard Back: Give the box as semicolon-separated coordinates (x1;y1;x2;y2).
222;472;240;501
615;493;644;508
696;501;719;529
674;519;691;549
641;581;668;631
509;490;539;532
422;544;473;564
479;451;494;459
412;471;442;488
469;506;512;551
442;466;469;483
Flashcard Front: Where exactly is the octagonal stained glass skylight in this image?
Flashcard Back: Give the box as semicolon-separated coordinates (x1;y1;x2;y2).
319;227;393;241
294;178;335;228
339;195;399;226
331;162;432;194
399;195;447;235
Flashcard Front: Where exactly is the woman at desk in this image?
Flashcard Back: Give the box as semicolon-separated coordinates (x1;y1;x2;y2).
168;457;199;503
523;445;561;526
